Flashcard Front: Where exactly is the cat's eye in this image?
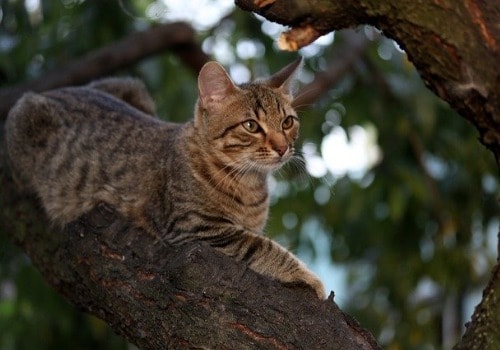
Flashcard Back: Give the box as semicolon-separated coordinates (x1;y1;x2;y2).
242;120;260;133
282;115;296;130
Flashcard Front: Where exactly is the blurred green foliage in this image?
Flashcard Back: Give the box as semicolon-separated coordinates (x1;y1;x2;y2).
0;1;497;349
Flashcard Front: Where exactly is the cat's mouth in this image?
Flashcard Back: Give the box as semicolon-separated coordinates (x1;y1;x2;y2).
253;154;290;171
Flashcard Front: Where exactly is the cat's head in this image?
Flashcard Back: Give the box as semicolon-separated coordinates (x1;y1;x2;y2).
195;59;302;173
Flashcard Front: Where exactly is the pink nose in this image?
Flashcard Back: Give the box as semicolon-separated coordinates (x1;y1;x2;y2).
273;144;288;157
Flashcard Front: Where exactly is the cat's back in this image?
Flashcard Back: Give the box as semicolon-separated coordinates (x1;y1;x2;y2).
5;85;181;224
6;86;166;179
33;85;163;127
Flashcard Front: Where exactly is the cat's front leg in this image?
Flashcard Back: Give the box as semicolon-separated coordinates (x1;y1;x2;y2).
211;230;326;299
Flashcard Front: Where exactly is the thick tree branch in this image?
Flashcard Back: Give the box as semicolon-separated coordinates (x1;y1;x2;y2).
0;22;209;119
0;167;380;350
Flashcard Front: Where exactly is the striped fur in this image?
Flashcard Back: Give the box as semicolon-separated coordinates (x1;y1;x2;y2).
5;60;325;298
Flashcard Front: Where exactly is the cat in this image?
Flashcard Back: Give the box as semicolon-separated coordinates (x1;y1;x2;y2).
5;59;326;299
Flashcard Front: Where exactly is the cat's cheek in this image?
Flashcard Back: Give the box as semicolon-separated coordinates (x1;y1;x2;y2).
288;128;299;142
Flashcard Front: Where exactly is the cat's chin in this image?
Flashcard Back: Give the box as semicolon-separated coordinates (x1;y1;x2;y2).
253;158;288;173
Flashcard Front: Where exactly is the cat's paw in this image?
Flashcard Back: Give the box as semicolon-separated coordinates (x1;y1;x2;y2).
291;268;326;300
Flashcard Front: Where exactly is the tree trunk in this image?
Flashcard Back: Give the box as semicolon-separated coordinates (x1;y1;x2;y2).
235;1;500;349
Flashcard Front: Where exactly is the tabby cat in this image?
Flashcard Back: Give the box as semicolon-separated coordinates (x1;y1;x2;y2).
5;59;325;299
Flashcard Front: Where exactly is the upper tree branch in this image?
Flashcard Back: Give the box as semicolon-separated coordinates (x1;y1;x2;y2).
236;0;500;163
0;22;209;119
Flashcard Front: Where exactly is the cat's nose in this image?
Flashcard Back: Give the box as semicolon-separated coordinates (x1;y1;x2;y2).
273;144;288;157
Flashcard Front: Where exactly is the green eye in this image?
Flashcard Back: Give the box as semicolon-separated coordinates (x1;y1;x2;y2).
242;120;260;133
282;115;296;129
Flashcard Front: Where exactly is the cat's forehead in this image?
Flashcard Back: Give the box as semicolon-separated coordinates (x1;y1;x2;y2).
239;83;294;113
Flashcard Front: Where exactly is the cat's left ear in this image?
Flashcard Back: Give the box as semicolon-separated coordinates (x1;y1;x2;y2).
198;62;239;109
265;57;303;98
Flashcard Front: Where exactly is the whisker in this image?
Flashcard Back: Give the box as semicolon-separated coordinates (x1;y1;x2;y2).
211;157;249;191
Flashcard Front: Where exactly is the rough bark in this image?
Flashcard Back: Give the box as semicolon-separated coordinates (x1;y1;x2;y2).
454;258;500;350
0;166;380;350
235;0;500;349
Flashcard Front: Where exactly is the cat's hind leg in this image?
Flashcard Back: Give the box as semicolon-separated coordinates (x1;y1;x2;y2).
88;77;157;115
4;92;62;190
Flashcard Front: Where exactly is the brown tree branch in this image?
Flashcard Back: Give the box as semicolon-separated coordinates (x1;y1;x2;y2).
0;168;380;350
0;22;209;119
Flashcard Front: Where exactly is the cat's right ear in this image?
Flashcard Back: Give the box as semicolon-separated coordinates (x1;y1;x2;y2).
198;62;239;109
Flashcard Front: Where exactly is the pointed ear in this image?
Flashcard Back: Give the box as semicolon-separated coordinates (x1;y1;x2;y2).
265;57;303;97
198;62;239;108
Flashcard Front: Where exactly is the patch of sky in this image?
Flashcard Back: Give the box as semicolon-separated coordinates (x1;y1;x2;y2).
155;0;234;30
297;219;348;304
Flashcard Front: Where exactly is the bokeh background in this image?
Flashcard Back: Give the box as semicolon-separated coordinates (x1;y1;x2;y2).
0;1;498;349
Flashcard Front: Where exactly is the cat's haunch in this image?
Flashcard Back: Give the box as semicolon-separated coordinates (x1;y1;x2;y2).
5;59;326;299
